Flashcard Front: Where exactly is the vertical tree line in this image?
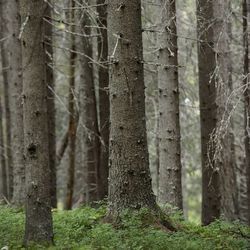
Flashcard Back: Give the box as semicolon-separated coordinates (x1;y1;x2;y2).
0;0;250;246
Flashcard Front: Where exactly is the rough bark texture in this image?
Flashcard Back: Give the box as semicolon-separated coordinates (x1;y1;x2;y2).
243;0;250;225
65;0;77;210
157;0;182;209
0;0;13;201
107;0;157;215
2;0;25;205
213;0;238;221
0;94;7;199
78;0;100;203
196;0;220;225
45;4;57;208
97;0;110;200
20;0;53;244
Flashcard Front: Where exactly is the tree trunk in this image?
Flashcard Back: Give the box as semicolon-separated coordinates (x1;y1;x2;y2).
45;4;57;208
0;0;13;201
196;0;220;225
77;0;100;203
107;0;157;215
65;0;77;210
97;0;110;201
20;0;53;244
243;0;250;225
213;0;238;221
2;0;25;206
157;0;182;209
0;94;7;200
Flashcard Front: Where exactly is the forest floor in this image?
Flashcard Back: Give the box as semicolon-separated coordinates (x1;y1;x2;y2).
0;205;250;250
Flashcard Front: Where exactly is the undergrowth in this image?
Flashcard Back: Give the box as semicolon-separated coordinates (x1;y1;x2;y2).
0;205;249;249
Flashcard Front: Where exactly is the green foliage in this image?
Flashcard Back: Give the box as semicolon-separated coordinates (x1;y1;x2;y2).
0;206;249;250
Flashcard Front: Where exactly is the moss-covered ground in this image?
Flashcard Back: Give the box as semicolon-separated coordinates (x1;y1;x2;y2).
0;205;249;249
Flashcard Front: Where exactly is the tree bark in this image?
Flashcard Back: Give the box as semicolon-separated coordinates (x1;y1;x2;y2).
0;0;13;201
107;0;157;215
97;0;110;201
65;0;77;210
45;4;57;208
77;0;100;203
0;94;7;200
213;0;238;221
196;0;220;225
2;0;25;206
20;0;53;244
243;0;250;225
157;0;182;210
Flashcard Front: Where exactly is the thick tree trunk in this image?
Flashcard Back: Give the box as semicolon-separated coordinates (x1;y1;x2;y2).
0;0;13;201
2;0;25;206
78;0;100;203
107;0;157;215
97;0;110;200
157;0;182;209
65;0;77;210
196;0;220;225
243;0;250;225
45;4;57;208
20;0;53;244
0;95;7;200
213;0;238;221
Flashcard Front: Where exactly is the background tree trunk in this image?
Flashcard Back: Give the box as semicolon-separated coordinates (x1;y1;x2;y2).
65;0;77;210
158;0;182;209
196;0;220;225
78;0;100;203
0;93;7;200
0;0;13;201
45;4;57;208
213;0;238;221
4;0;25;206
107;0;157;215
20;0;53;244
243;0;250;225
97;0;110;201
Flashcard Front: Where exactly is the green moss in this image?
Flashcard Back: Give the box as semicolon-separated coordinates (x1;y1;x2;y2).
0;205;249;250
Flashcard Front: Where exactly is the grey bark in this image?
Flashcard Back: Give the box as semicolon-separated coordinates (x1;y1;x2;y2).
213;0;238;221
20;0;53;244
65;0;77;210
45;4;57;208
97;0;110;200
2;0;25;206
0;0;13;201
243;0;250;225
107;0;157;214
157;0;183;209
0;94;7;200
196;0;220;225
77;0;100;203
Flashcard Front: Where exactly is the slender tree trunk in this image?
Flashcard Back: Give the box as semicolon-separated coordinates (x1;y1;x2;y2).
2;0;25;206
107;0;158;215
97;0;110;200
157;0;182;209
243;0;250;225
197;0;220;225
0;94;7;199
20;0;53;244
56;130;69;167
0;0;13;201
78;0;100;203
65;0;77;210
45;4;57;208
213;0;238;221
